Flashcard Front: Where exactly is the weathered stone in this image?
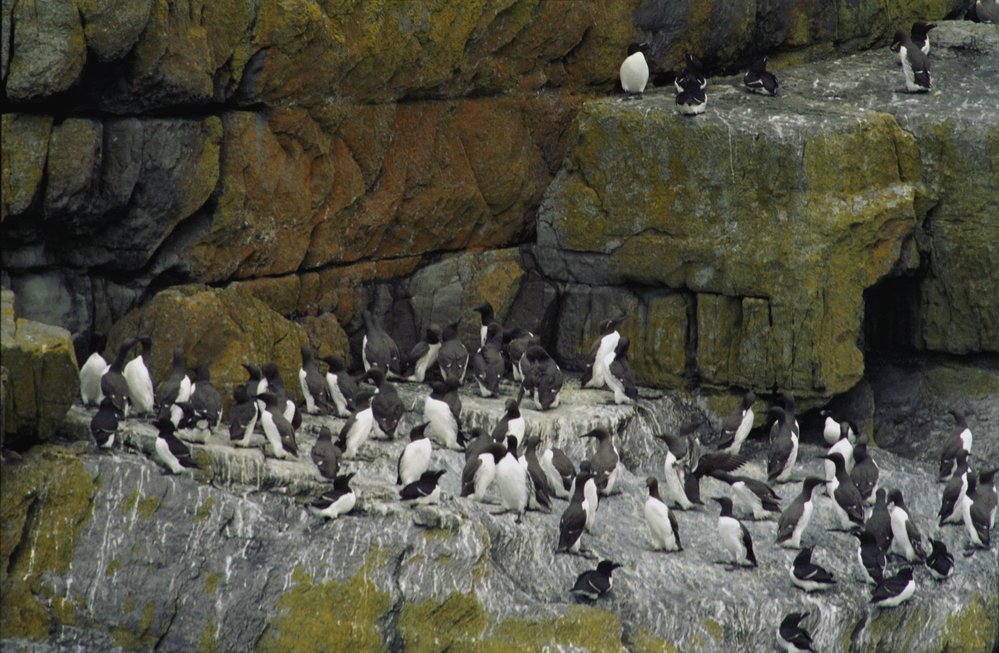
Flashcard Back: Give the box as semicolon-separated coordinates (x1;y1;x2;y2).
6;270;93;340
4;0;86;100
42;118;103;222
77;0;153;62
1;114;53;221
1;289;79;445
299;313;350;363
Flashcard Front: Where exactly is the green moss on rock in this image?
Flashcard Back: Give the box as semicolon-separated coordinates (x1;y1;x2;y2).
398;592;487;653
194;497;215;523
939;595;999;653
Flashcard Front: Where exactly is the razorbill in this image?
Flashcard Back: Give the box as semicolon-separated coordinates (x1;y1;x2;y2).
299;346;334;415
776;476;825;549
675;53;707;115
321;355;356;417
188;364;223;438
540;446;575;500
710;470;781;520
582;427;619;496
865;488;894;553
820;409;846;446
472;301;495;348
962;470;997;549
505;327;535;382
437;322;469;384
397;422;432;486
925;539;955;580
470;322;504;398
404;324;442;384
824;453;865;531
241;363;267;398
644;478;682;552
939;409;972;481
492;398;525;449
685;451;750;506
851;438;880;505
79;331;108;406
365;368;404;438
158;348;192;409
887;488;927;561
910;21;936;55
557;463;593;554
361;309;402;376
123;336;154;415
854;529;887;585
522;436;553;511
228;385;258;447
425;379;461;450
570;560;621;601
891;29;931;93
870;567;915;608
938;449;971;526
777;612;816;653
460;442;506;502
307;473;356;520
789;547;836;592
714;497;757;568
582;318;621;390
619;42;650;97
605;335;638;405
518;345;563;410
824;423;855;480
90;397;121;449
101;338;138;417
400;470;446;505
743;56;778;95
767;406;798;483
261;362;297;426
153;417;197;474
716;390;756;455
257;391;298;459
311;426;342;481
338;390;375;459
495;435;529;520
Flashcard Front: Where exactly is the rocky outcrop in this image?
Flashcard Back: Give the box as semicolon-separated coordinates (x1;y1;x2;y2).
0;290;78;447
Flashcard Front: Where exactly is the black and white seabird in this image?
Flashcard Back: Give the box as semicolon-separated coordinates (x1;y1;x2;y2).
153;417;198;474
962;470;998;549
570;560;621;601
675;53;707;116
716;391;756;455
522;436;553;511
888;488;927;562
870;567;916;608
261;362;297;426
437;322;469;385
576;461;600;533
939;409;973;482
710;470;781;520
606;336;638;405
505;328;536;382
865;488;894;553
257;391;298;460
518;345;563;410
123;336;155;415
777;612;816;653
361;309;402;376
159;348;193;409
582;318;621;390
619;42;650;97
400;470;446;505
583;427;620;496
470;323;505;398
854;529;887;585
824;453;865;531
790;547;836;592
655;427;697;510
472;302;495;348
460;442;506;502
744;56;778;96
321;355;357;418
299;346;334;415
851;438;880;505
540;446;575;500
891;29;932;93
777;476;825;549
495;436;529;521
405;324;443;384
938;449;971;526
365;368;404;439
824;423;855;480
557;463;595;554
820;409;851;446
767;406;799;483
714;497;757;568
308;473;356;520
925;539;955;580
463;428;493;462
228;385;259;447
79;331;108;406
338;390;375;459
185;365;223;441
101;338;138;417
491;398;526;450
910;21;936;55
311;426;342;481
425;379;462;450
90;397;121;449
644;478;682;552
397;422;432;486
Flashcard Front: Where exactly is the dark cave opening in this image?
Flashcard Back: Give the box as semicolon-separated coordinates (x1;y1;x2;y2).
861;273;923;358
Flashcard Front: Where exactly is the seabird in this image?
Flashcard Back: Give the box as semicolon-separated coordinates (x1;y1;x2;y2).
307;473;356;520
891;29;931;93
865;488;894;553
495;435;530;521
472;302;495;348
90;397;121;449
518;345;563;410
925;539;955;580
789;547;836;592
655;427;697;509
491;398;525;450
644;478;682;552
582;427;620;496
397;422;432;486
767;406;798;483
404;324;443;384
159;348;193;409
605;335;638;405
470;322;506;398
570;560;621;601
153;417;198;474
870;567;916;608
187;365;223;440
361;309;402;376
228;385;258;447
101;338;138;417
261;362;297;426
557;463;595;554
675;53;707;115
582;318;621;390
338;390;375;459
851;438;880;505
425;379;462;450
854;529;887;585
777;476;825;549
578;461;600;532
463;428;493;462
400;470;446;505
79;331;108;406
910;21;936;55
714;497;757;568
744;56;778;95
437;322;469;385
710;470;781;520
823;452;865;530
522;436;553;511
939;409;973;481
311;426;342;481
460;442;506;502
619;42;650;97
122;336;154;415
505;328;535;382
962;470;998;549
365;368;404;438
299;346;334;415
321;355;357;418
938;449;971;526
257;391;298;460
241;363;267;399
824;423;855;480
777;612;816;653
716;391;756;455
540;446;575;500
820;409;849;446
888;488;927;562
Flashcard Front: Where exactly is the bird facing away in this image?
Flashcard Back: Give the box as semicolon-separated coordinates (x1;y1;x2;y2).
569;560;621;601
744;56;778;96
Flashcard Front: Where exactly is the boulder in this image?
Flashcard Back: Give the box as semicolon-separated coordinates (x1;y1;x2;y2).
3;0;86;100
0;289;79;446
1;114;52;221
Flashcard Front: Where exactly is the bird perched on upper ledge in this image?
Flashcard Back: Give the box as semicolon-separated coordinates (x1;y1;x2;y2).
744;56;779;96
675;53;707;115
891;29;932;93
619;42;650;98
